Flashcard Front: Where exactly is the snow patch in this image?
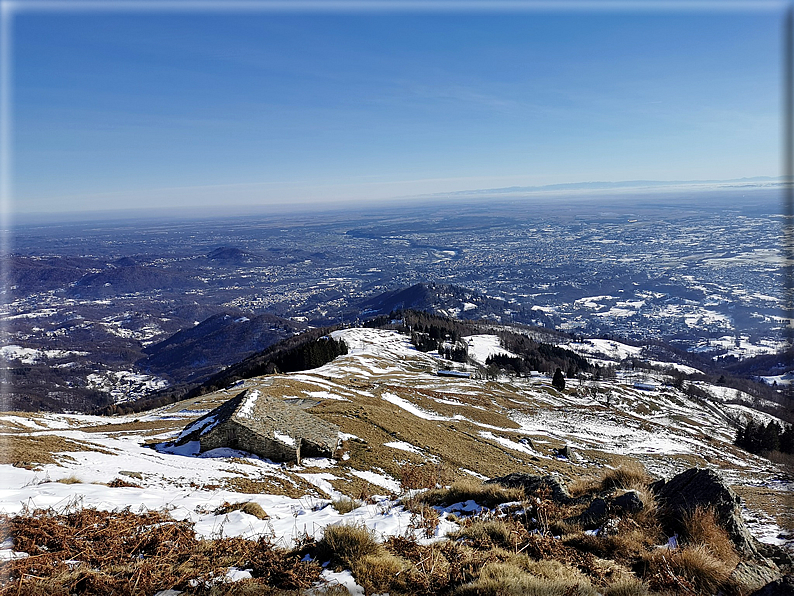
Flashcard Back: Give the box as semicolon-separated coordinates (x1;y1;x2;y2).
236;389;260;419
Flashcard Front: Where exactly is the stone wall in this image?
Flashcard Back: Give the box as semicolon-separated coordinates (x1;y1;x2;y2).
200;419;300;463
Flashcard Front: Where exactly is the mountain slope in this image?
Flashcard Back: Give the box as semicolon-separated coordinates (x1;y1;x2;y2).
139;311;303;384
3;327;791;543
2;326;792;594
353;282;551;326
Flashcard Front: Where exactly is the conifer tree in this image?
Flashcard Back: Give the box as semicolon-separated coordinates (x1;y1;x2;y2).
552;367;566;390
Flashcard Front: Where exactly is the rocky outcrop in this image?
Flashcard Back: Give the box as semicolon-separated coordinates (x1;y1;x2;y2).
734;563;789;593
576;497;608;529
651;467;765;559
490;466;790;594
556;445;573;459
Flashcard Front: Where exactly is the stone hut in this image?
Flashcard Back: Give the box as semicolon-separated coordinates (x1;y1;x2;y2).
175;388;339;463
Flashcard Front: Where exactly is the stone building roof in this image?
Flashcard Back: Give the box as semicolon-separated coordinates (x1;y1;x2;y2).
174;388;339;457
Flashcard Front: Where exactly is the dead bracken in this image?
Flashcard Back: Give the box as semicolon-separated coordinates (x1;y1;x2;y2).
0;507;319;596
3;464;789;595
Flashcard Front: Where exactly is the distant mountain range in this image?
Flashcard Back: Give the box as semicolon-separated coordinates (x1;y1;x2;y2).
436;176;784;197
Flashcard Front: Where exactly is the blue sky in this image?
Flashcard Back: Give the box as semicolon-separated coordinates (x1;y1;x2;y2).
8;5;783;213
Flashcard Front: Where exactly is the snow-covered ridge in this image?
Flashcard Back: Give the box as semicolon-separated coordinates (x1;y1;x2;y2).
0;345;88;364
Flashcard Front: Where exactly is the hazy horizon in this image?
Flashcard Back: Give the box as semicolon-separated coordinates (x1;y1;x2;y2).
7;179;786;229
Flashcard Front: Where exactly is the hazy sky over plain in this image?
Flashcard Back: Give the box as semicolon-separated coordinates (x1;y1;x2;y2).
8;3;784;214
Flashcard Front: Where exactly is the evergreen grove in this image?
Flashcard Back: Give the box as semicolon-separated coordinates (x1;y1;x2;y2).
734;418;794;455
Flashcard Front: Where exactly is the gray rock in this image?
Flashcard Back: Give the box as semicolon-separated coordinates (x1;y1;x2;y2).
748;574;794;595
733;563;785;593
613;490;643;514
577;497;608;529
519;437;535;450
557;445;573;459
651;467;764;559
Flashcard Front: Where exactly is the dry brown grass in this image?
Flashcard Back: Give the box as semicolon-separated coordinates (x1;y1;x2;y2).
565;518;660;565
351;551;410;594
0;434;114;468
602;577;649;595
55;475;82;484
79;419;183;436
222;474;320;498
568;476;600;498
622;487;660;529
310;388;577;482
681;506;739;566
330;496;361;514
510;556;595;584
451;518;520;550
400;461;451;491
417;478;524;509
0;507;319;596
385;535;515;596
599;462;651;492
316;522;382;569
453;560;598;596
213;501;269;520
763;449;794;468
642;545;735;595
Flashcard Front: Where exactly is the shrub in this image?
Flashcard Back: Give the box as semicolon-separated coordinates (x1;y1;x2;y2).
386;536;467;596
599;462;651;492
316;523;381;568
106;478;140;488
2;507;319;595
407;502;441;539
330;496;361;515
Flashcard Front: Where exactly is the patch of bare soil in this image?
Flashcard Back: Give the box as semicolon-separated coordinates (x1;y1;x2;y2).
79;419;184;436
734;484;794;533
223;474;322;499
